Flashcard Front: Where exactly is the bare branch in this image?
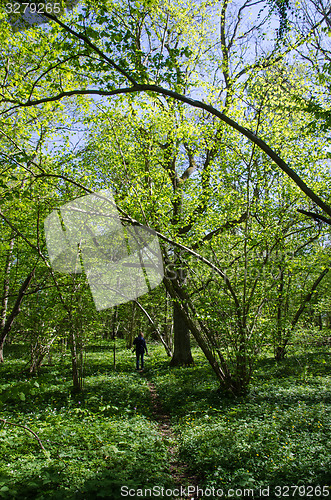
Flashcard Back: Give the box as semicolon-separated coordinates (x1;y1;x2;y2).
192;212;248;249
3;81;331;219
297;208;331;225
37;10;139;86
0;418;46;451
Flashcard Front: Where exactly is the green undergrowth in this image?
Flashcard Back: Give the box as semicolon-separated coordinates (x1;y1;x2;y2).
147;345;331;498
0;340;330;499
0;341;171;499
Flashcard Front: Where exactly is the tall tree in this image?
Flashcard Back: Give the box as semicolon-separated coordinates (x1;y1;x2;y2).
1;0;330;393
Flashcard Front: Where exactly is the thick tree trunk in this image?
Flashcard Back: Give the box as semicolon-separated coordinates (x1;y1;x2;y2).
275;345;286;362
170;259;194;366
170;301;194;366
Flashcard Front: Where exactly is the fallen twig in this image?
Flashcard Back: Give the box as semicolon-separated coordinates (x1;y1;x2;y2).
0;417;46;451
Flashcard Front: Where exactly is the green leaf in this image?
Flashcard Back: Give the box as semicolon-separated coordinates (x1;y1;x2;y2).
19;392;26;401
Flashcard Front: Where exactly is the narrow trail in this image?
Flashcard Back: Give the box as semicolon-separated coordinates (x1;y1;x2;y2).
147;380;201;500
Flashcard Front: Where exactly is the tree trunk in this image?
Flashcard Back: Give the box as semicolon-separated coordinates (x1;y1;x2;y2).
164;290;172;352
127;302;136;348
0;266;35;363
170;301;194;366
275;345;286;362
70;328;82;393
276;267;329;361
164;276;242;394
0;340;5;364
235;331;250;396
112;306;118;340
170;258;194;366
0;236;15;363
30;336;56;374
274;266;287;360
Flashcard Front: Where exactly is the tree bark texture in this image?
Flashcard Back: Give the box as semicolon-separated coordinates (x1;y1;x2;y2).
0;266;35;363
170;300;194;366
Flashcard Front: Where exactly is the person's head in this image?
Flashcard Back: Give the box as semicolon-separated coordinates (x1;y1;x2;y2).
138;332;144;338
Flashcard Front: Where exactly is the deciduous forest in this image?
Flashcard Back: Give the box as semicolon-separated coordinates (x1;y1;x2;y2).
0;0;330;498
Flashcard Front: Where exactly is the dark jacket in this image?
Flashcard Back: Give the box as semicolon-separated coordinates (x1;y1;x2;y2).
133;336;148;354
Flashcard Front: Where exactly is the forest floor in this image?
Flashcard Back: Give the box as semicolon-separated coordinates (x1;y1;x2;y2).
146;379;200;498
0;340;330;499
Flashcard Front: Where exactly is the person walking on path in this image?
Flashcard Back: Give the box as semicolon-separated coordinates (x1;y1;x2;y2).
133;332;148;370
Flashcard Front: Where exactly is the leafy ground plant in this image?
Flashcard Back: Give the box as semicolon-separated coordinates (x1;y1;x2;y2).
0;341;172;499
170;349;331;498
0;341;330;499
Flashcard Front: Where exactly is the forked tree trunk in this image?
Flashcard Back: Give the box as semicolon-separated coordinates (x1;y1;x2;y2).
164;276;246;395
30;336;56;374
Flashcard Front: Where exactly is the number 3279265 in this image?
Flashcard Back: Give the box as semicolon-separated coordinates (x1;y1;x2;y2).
5;2;61;14
274;485;329;497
